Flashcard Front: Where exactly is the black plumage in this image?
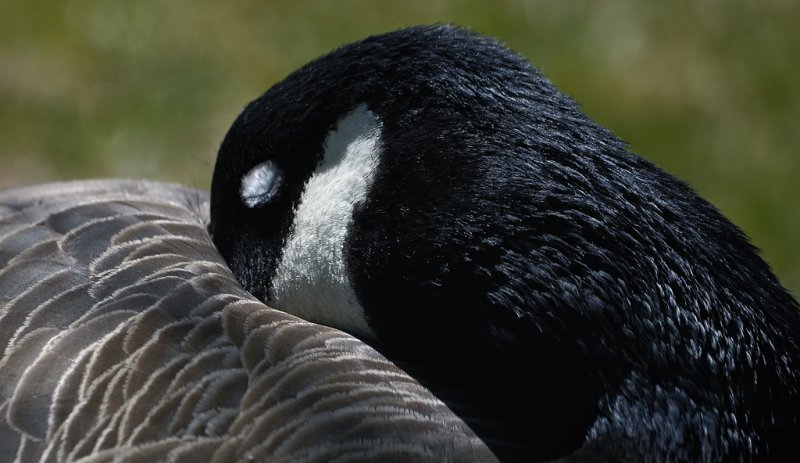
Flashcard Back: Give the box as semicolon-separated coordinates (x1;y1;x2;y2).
210;25;800;462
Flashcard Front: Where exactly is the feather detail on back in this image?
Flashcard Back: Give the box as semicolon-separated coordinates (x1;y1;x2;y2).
0;180;495;462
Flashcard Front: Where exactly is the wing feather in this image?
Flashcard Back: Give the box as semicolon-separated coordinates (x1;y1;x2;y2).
0;180;495;462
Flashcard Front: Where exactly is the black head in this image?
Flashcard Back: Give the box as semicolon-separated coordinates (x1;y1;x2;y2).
208;24;584;335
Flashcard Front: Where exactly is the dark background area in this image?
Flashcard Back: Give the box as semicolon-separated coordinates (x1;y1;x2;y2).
2;1;798;296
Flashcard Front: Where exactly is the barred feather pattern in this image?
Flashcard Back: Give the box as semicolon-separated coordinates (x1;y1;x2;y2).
0;180;495;463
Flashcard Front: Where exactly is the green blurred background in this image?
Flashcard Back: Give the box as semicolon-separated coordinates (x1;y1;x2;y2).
2;1;798;297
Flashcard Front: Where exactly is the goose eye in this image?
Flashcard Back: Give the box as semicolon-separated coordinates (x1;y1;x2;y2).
240;160;282;208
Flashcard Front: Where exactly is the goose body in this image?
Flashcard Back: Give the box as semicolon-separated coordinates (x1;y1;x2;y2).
209;25;800;461
2;25;799;463
0;180;494;462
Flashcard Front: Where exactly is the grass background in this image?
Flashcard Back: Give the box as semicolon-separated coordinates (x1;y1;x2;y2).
2;1;798;297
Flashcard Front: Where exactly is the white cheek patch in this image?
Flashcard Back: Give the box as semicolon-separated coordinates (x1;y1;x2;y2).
269;104;380;339
240;160;282;208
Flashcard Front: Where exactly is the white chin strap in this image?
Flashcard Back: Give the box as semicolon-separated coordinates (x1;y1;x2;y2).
268;104;381;340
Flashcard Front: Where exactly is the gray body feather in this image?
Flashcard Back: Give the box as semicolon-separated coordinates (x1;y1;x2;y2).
0;180;495;462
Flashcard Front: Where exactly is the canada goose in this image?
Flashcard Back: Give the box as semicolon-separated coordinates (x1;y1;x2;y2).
2;24;799;463
0;180;495;462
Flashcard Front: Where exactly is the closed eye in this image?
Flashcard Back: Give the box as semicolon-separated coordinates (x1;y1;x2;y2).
240;160;282;207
